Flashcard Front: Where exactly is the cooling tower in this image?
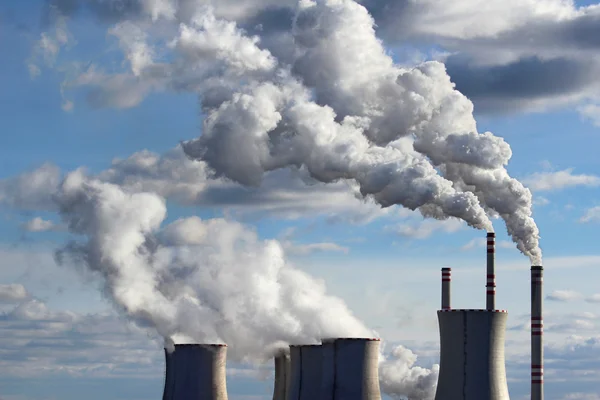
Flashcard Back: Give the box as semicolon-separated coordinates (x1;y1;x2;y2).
435;310;510;400
163;344;228;400
531;266;544;400
163;348;175;400
273;350;291;400
288;344;325;400
329;338;382;400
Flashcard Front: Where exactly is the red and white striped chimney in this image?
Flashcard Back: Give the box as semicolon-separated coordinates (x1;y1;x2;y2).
441;268;451;310
486;232;496;310
531;266;544;400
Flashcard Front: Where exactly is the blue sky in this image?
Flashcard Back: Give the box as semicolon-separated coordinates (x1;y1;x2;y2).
2;1;600;400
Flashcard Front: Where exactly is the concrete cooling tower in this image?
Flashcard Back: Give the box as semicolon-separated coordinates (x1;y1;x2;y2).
434;233;510;400
435;309;510;400
287;339;381;400
273;350;291;400
162;344;228;400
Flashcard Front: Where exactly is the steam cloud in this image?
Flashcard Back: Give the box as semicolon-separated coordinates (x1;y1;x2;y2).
52;170;438;398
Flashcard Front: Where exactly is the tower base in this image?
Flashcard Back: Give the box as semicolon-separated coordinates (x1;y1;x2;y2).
435;310;510;400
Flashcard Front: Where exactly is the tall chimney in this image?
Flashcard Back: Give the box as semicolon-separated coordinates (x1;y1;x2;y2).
329;338;382;400
273;350;291;400
163;344;229;400
441;268;451;310
287;345;325;400
531;266;544;400
487;232;496;310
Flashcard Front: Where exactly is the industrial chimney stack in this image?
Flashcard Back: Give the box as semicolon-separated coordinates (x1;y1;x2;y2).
531;266;544;400
162;344;228;400
434;233;510;400
441;268;451;310
487;232;496;310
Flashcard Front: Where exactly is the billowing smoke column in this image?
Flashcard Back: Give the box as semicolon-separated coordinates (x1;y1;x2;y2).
178;0;541;265
273;350;291;400
531;266;544;400
163;344;228;400
487;232;496;310
287;339;381;400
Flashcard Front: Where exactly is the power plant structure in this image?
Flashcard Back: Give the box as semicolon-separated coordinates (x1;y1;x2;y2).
162;344;228;400
272;349;291;400
159;233;544;400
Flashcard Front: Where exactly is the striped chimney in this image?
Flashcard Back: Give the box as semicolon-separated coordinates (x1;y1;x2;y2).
531;266;544;400
441;268;451;310
487;233;496;310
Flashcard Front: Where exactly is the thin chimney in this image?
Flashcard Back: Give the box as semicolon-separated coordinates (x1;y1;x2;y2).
486;232;496;310
531;266;544;400
441;268;451;310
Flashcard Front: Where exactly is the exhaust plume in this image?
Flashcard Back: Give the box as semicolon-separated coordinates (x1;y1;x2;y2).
54;170;372;360
178;0;541;263
41;0;541;261
52;171;441;398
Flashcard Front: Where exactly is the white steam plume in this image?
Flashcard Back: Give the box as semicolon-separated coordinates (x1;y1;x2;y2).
41;1;540;261
178;0;541;262
53;171;373;360
379;345;439;400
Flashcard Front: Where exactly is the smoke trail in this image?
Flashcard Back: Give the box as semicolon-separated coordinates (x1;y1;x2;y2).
39;1;541;261
54;171;372;358
180;0;540;263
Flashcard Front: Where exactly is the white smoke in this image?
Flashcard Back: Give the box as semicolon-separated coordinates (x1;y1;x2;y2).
379;345;439;400
53;171;372;359
176;0;541;263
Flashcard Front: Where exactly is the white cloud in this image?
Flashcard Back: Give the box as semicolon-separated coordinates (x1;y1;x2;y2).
461;237;513;251
578;103;600;127
0;148;390;224
546;290;583;302
533;196;550;206
391;218;465;240
282;241;349;256
523;169;600;192
563;393;600;400
580;206;600;223
20;217;60;232
585;294;600;303
0;284;28;303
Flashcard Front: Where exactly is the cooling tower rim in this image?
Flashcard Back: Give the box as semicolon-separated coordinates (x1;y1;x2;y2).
438;309;507;313
289;344;322;347
321;337;381;342
172;343;228;347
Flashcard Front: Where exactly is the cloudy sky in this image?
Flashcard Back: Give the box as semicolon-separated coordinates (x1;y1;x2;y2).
2;0;600;399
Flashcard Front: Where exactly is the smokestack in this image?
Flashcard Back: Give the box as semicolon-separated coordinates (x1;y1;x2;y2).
531;266;544;400
163;344;229;400
487;232;496;310
441;268;451;310
330;338;381;400
288;345;325;400
273;350;291;400
435;310;510;400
